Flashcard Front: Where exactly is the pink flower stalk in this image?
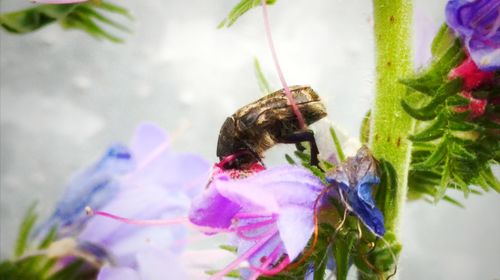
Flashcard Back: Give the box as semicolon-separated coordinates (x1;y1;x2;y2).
454;91;488;118
449;57;495;90
449;57;496;119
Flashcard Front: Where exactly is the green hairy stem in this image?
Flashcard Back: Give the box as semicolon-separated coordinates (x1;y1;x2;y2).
366;0;414;278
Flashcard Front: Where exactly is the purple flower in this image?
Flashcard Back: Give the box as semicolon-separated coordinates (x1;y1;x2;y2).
41;123;210;278
446;0;500;70
326;146;385;237
189;165;327;279
38;144;133;237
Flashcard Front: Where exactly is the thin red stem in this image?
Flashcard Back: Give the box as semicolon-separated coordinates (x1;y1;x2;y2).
260;0;306;129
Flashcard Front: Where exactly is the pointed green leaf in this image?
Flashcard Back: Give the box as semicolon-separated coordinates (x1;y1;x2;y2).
0;4;78;33
254;57;272;95
219;245;237;253
329;126;346;162
285;154;296;164
15;203;38;258
431;24;456;58
48;259;85;280
412;140;447;170
409;114;446;142
38;225;58;249
218;0;277;28
480;168;500;192
98;2;133;20
77;5;130;32
449;142;476;161
333;231;356;280
442;195;465;208
435;158;450;202
448;121;479;132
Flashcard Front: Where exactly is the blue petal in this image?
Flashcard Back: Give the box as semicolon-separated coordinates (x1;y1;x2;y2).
446;0;500;70
347;191;385;237
356;174;380;208
38;144;133;236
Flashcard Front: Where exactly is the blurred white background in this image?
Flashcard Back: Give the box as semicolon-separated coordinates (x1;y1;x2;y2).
1;0;499;279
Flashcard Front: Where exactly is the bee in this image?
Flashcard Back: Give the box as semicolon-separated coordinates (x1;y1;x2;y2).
216;85;327;169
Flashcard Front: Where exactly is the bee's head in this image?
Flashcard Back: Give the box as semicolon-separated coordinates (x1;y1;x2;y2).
216;117;258;169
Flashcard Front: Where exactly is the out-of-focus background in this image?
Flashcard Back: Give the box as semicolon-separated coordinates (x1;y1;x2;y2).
1;0;499;279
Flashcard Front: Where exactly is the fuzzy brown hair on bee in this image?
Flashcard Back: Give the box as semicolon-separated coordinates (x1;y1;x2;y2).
216;85;328;169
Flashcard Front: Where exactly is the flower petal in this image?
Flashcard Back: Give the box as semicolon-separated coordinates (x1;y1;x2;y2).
97;267;140;280
356;175;380;208
277;206;315;260
129;123;169;163
188;182;241;229
446;0;500;70
215;166;325;213
39;144;133;235
136;248;187;280
80;185;190;265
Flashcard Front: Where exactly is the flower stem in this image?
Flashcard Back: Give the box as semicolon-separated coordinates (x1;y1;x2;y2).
366;0;414;277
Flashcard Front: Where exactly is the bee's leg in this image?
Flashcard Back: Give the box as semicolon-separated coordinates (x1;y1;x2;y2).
281;130;320;167
295;142;306;152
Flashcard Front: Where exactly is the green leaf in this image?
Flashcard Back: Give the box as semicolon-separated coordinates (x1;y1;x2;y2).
449;141;476;161
218;0;277;28
402;79;463;121
0;1;132;43
294;150;311;163
98;1;133;20
48;259;85;280
412;140;447;170
436;158;451;202
0;5;78;33
62;10;123;42
329;126;346;162
76;5;130;33
480;168;500;192
205;269;240;278
401;40;464;95
333;231;356;280
254;57;272;95
442;195;465;208
448;121;480;132
431;24;456;58
219;244;237;253
38;225;58;250
285;153;296;164
408;114;446;142
15;203;38;258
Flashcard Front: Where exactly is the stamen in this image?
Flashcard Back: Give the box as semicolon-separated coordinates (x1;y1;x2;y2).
208;229;278;280
234;217;276;231
237;227;275;241
233;212;276;219
249;243;284;280
86;207;189;226
86;206;233;234
250;256;291;276
260;0;306;129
